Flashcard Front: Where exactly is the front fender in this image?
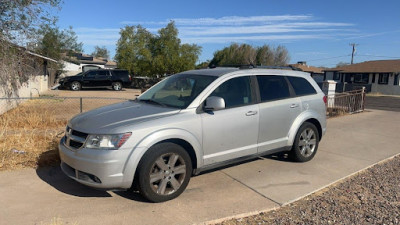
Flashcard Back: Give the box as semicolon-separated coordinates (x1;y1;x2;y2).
287;110;324;146
121;128;203;188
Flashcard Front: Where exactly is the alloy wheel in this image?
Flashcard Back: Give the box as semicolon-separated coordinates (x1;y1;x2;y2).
148;153;187;195
298;128;317;157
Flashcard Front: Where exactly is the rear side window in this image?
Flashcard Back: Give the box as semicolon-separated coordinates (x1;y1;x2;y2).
98;70;109;76
112;70;129;77
256;75;290;102
287;76;317;96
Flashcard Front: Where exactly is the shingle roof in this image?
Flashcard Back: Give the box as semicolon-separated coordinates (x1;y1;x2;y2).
290;63;325;73
325;59;400;73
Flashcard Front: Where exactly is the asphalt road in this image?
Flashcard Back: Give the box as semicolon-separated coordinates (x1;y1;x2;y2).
365;95;400;112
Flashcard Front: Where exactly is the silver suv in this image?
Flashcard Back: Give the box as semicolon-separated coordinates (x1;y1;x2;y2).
59;67;327;202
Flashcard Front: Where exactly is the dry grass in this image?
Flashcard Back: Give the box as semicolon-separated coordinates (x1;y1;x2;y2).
0;99;67;171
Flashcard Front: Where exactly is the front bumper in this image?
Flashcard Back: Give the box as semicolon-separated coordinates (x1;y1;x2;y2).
58;137;133;189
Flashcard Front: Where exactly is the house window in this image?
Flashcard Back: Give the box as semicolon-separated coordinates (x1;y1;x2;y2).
333;72;340;80
378;73;389;84
372;74;376;83
353;73;369;84
394;74;399;86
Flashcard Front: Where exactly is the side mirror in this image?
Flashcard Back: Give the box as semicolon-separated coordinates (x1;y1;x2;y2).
204;96;225;111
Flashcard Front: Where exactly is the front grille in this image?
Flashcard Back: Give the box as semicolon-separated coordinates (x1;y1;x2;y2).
72;129;88;139
64;126;88;150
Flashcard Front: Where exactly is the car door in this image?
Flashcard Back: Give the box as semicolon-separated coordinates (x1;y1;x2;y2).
256;75;302;153
201;76;259;165
96;70;112;86
82;70;98;87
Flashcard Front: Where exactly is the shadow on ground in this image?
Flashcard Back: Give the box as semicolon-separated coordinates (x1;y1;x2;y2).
35;149;296;200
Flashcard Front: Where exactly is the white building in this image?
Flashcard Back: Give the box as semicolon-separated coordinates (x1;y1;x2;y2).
323;60;400;95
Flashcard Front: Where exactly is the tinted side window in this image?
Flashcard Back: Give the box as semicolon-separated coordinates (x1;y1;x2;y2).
257;75;290;102
98;70;109;76
210;76;253;108
112;70;128;77
85;71;97;77
287;76;317;96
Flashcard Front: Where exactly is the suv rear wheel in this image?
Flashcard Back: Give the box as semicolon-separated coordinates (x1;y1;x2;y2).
70;81;81;91
290;122;319;162
112;82;122;91
136;142;192;202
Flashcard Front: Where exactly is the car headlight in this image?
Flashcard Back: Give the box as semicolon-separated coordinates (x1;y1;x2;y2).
85;133;131;150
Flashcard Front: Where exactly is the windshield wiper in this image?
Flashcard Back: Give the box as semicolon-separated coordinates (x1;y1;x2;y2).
137;98;168;107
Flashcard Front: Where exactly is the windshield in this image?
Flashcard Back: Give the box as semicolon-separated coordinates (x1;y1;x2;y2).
138;74;217;109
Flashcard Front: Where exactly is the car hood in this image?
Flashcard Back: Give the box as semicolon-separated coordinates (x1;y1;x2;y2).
69;100;180;133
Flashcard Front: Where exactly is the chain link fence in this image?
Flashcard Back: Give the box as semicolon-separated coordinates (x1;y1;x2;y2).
0;96;131;121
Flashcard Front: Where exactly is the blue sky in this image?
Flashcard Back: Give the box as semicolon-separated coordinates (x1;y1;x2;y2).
58;0;400;68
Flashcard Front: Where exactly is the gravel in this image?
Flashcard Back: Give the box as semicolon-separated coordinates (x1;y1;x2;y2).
218;155;400;225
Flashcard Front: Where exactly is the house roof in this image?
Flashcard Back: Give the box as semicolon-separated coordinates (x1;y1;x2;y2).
290;63;325;74
62;52;117;66
26;51;58;63
326;59;400;73
105;60;117;66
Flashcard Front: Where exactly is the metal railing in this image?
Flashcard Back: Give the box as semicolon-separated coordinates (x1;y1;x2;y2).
326;88;366;117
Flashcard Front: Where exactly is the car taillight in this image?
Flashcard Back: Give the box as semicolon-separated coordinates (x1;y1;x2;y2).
323;96;327;104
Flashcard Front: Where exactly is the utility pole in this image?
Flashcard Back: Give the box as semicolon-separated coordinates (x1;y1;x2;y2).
350;43;358;64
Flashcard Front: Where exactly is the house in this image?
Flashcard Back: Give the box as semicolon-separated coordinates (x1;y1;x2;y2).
61;53;117;77
0;46;58;114
324;60;400;95
290;61;325;82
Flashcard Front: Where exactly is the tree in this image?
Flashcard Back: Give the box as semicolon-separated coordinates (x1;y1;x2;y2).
336;62;349;68
210;43;290;67
36;25;83;69
0;0;61;42
92;46;109;59
115;25;153;76
196;61;210;69
115;22;201;77
256;45;274;66
273;45;290;66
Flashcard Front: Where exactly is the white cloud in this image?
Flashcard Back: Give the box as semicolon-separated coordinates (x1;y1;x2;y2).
76;15;356;49
121;15;314;26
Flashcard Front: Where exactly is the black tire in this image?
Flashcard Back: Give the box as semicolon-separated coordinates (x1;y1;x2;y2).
136;142;192;202
112;82;122;91
290;122;319;162
70;81;81;91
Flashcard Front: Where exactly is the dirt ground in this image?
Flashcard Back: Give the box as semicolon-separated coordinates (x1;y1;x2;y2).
218;155;400;225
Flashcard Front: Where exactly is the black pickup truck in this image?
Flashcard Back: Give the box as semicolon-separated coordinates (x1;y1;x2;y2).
59;69;132;91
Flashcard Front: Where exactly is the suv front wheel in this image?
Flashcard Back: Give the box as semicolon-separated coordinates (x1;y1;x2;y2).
70;81;81;91
136;142;192;202
290;122;319;162
112;82;122;91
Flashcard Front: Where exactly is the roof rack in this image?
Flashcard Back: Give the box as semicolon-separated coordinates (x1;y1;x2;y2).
209;64;302;71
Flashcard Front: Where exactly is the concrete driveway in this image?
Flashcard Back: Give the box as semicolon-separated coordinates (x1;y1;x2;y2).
1;109;399;225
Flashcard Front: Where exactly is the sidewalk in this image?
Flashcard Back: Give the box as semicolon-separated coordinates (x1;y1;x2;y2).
0;109;399;225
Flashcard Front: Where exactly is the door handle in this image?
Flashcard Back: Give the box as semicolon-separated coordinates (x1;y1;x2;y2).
290;104;299;108
245;111;258;116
